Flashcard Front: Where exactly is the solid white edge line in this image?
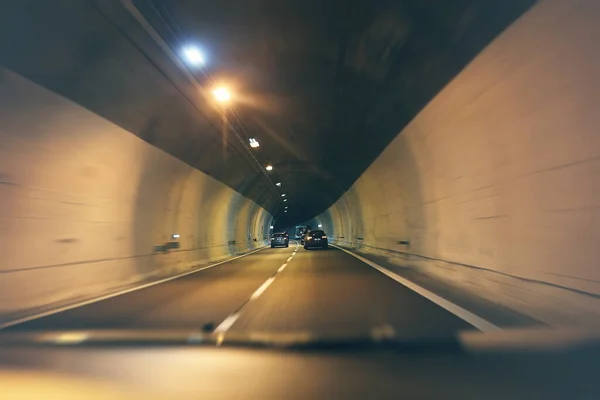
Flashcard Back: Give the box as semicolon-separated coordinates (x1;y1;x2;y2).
331;244;501;332
0;245;270;330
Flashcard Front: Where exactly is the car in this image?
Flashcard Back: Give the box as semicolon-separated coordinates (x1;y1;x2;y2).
303;229;328;250
295;225;308;240
300;230;312;245
270;233;289;248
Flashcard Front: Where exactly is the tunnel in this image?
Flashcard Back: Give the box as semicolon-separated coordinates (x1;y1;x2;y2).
2;0;600;341
5;1;600;396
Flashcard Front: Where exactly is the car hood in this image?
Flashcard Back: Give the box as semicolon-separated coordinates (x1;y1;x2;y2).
1;328;599;353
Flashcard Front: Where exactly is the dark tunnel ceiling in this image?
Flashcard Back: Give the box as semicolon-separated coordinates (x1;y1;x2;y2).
0;0;535;227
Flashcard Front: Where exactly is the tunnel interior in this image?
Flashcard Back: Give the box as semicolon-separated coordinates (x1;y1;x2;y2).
2;0;600;329
0;0;534;224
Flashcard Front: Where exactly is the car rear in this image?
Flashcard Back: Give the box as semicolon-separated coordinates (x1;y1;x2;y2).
271;233;289;248
303;230;328;250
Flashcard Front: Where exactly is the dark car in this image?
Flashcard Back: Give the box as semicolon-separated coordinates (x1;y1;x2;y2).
303;230;328;250
271;233;289;248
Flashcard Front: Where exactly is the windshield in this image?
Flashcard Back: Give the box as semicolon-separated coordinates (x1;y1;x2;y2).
1;1;595;397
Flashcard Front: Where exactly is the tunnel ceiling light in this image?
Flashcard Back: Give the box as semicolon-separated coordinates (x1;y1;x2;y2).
276;182;281;187
182;45;205;66
172;233;180;239
318;224;322;228
281;193;286;197
212;87;232;103
270;225;274;229
249;138;260;148
283;199;287;202
265;165;273;171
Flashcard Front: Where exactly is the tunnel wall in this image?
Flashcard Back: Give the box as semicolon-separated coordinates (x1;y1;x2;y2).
0;69;271;323
318;0;600;327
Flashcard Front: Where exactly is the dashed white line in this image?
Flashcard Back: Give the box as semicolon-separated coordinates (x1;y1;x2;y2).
250;277;276;300
214;312;241;333
214;250;296;334
0;245;271;330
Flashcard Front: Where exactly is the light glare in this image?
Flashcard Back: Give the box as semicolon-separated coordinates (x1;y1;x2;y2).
182;46;205;66
212;87;231;103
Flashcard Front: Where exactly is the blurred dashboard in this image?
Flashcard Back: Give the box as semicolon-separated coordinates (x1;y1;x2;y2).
1;329;599;399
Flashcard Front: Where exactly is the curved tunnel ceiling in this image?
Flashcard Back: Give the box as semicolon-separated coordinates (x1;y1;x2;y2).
0;0;534;227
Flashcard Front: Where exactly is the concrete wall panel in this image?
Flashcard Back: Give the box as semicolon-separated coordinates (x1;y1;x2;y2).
0;69;270;322
319;0;600;327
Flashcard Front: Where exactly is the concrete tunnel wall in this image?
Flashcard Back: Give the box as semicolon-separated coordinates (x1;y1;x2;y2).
0;68;272;323
317;0;600;328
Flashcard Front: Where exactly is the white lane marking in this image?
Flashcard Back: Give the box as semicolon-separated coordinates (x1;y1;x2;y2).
332;245;501;332
0;245;271;330
250;277;276;300
214;312;241;333
215;254;295;333
287;256;293;262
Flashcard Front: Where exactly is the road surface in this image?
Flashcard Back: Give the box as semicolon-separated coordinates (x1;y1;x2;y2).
6;242;473;336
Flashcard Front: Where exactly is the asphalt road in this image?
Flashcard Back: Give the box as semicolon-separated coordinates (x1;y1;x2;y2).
7;243;473;336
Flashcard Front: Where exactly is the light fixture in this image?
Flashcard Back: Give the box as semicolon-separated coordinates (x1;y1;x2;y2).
212;87;231;103
266;165;273;171
249;138;259;148
182;45;205;66
318;224;322;228
275;182;281;187
172;233;180;239
281;193;286;197
270;225;274;229
283;199;287;202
